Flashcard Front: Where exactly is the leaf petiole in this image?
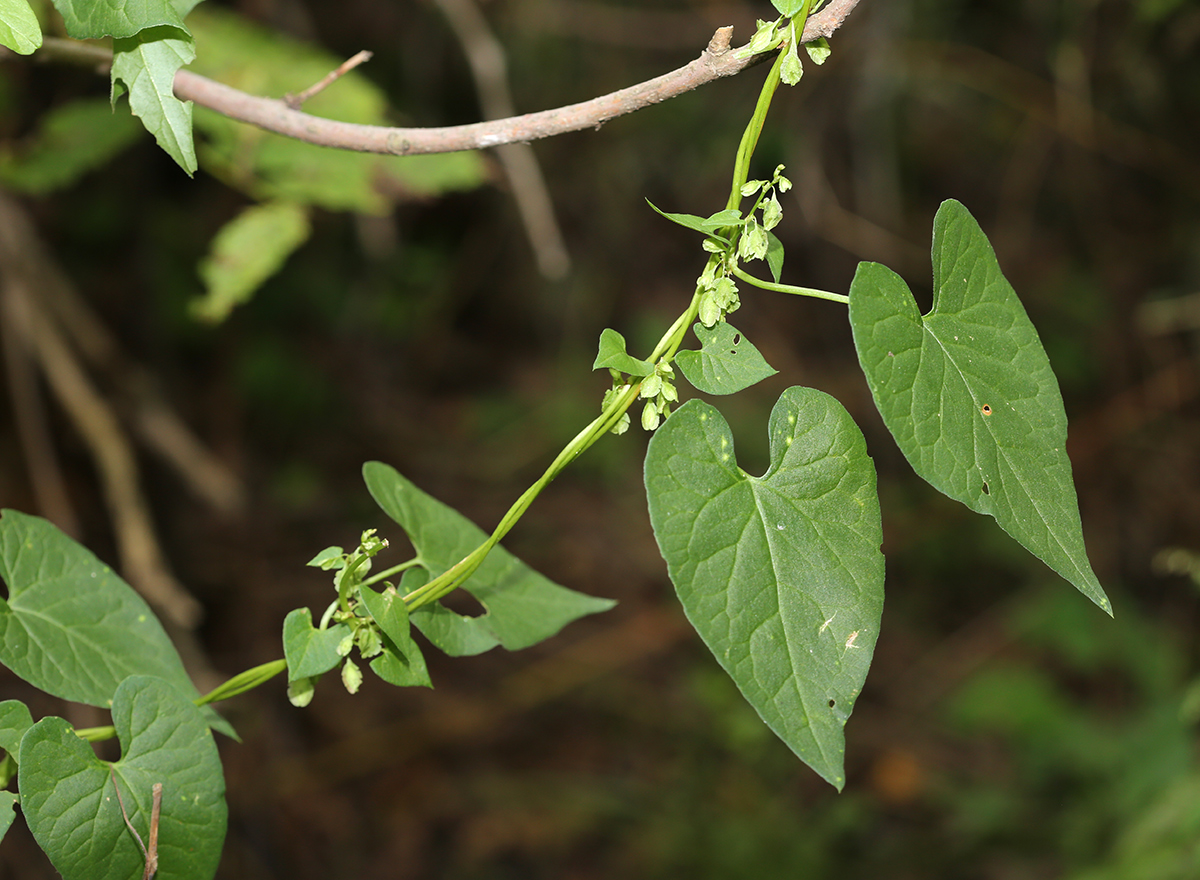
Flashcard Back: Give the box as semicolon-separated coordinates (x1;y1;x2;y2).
730;264;848;303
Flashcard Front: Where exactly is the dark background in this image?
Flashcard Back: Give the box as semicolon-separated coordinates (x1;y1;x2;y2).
2;0;1200;877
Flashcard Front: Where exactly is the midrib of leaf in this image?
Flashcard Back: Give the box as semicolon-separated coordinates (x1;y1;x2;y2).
921;318;1090;586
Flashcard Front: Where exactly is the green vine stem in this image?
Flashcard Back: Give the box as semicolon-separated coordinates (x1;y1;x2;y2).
402;15;816;613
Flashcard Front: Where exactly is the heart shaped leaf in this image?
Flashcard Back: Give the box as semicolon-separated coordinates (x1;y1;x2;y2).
0;511;207;708
644;387;884;789
676;322;777;395
848;199;1110;615
18;675;226;880
282;608;350;681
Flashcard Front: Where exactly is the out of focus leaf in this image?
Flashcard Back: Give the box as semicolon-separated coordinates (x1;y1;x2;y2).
188;6;485;213
193;201;311;322
0;98;141;193
0;0;40;54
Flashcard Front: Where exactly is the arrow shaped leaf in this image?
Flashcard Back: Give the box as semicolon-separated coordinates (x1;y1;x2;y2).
848;199;1110;615
593;328;654;376
644;387;884;790
363;463;616;656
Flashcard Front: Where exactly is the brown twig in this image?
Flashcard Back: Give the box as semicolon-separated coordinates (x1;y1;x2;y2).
434;0;570;279
110;771;163;880
31;0;859;156
283;49;373;110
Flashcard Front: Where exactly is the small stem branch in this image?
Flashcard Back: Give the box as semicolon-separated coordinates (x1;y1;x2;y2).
194;658;287;706
731;265;849;303
284;50;373;110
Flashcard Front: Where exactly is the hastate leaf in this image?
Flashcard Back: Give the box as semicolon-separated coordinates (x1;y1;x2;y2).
593;328;654;376
112;26;197;175
19;675;226;880
646;200;741;238
848;199;1110;615
0;510;204;709
676;322;777;395
0;0;41;54
363;462;616;656
644;388;884;790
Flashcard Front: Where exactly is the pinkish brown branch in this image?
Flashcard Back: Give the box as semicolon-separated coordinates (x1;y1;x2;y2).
170;0;859;155
30;0;859;156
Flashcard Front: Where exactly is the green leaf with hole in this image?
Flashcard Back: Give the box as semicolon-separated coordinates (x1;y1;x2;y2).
593;328;654;376
848;199;1110;615
193;201;311;322
676;322;777;395
18;675;225;880
112;26;197;175
282;608;350;681
644;388;884;790
0;0;41;54
363;462;616;657
0;511;207;710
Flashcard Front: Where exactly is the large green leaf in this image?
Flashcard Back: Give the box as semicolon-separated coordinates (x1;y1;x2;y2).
644;388;884;790
676;322;777;395
19;676;226;880
0;792;15;845
848;199;1110;614
0;510;203;708
0;0;41;54
363;462;616;656
112;26;197;175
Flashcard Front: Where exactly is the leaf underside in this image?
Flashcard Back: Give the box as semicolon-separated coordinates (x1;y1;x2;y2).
848;199;1110;615
363;463;616;656
644;387;884;790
